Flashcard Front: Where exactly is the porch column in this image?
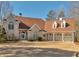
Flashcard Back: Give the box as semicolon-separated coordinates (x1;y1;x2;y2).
45;34;47;40
72;32;74;43
51;33;53;41
53;33;55;41
47;34;48;40
62;33;64;42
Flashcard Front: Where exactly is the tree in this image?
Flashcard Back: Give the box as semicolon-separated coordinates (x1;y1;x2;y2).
47;10;56;20
68;2;79;20
0;1;13;19
68;2;79;42
68;2;79;26
0;26;7;42
58;8;65;18
0;1;12;42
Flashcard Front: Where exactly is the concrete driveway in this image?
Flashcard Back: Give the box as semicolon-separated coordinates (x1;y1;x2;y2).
0;41;78;57
0;47;75;57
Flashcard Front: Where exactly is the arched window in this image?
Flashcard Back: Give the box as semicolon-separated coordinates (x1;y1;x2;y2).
8;22;14;30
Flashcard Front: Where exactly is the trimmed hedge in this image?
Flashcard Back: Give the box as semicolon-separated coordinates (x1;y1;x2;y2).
28;37;43;41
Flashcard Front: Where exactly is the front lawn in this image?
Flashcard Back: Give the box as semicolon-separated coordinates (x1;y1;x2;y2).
0;41;79;52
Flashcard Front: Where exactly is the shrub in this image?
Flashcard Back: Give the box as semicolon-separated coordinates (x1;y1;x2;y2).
28;39;36;41
37;37;42;41
0;27;7;43
5;39;20;43
27;37;43;41
75;30;79;42
0;38;6;43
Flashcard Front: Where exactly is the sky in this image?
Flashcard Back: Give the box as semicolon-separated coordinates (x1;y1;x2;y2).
11;1;70;19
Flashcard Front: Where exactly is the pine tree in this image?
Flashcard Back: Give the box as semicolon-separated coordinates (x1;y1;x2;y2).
58;8;65;18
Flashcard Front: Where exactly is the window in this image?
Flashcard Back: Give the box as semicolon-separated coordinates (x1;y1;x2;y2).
64;33;72;36
55;33;62;36
22;34;25;38
52;21;57;29
49;33;52;35
43;34;45;37
20;32;25;39
61;20;66;28
3;19;7;21
8;22;14;30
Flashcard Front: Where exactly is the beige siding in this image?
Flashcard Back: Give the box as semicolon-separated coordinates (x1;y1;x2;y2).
28;25;40;40
3;14;20;39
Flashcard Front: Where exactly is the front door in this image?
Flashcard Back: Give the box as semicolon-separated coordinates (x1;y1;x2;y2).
20;32;27;40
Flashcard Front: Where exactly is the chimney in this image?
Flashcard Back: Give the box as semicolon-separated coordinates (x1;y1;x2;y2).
59;17;63;21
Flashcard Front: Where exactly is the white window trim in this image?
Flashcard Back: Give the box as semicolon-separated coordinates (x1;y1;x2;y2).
52;21;57;29
8;22;14;30
61;20;66;28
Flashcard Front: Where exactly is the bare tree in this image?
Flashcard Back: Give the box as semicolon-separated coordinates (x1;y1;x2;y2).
68;1;79;20
0;1;13;41
68;2;79;42
0;1;13;19
68;2;79;27
0;1;12;28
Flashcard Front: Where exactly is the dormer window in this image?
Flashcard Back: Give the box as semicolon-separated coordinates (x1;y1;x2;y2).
8;22;14;30
52;21;57;29
3;19;7;21
61;20;66;28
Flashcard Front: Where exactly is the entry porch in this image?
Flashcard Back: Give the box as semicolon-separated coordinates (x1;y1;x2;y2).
42;31;76;42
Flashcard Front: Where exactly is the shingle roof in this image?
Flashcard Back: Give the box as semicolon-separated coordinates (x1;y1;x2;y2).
19;22;30;29
44;18;77;33
15;16;77;32
15;16;45;30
